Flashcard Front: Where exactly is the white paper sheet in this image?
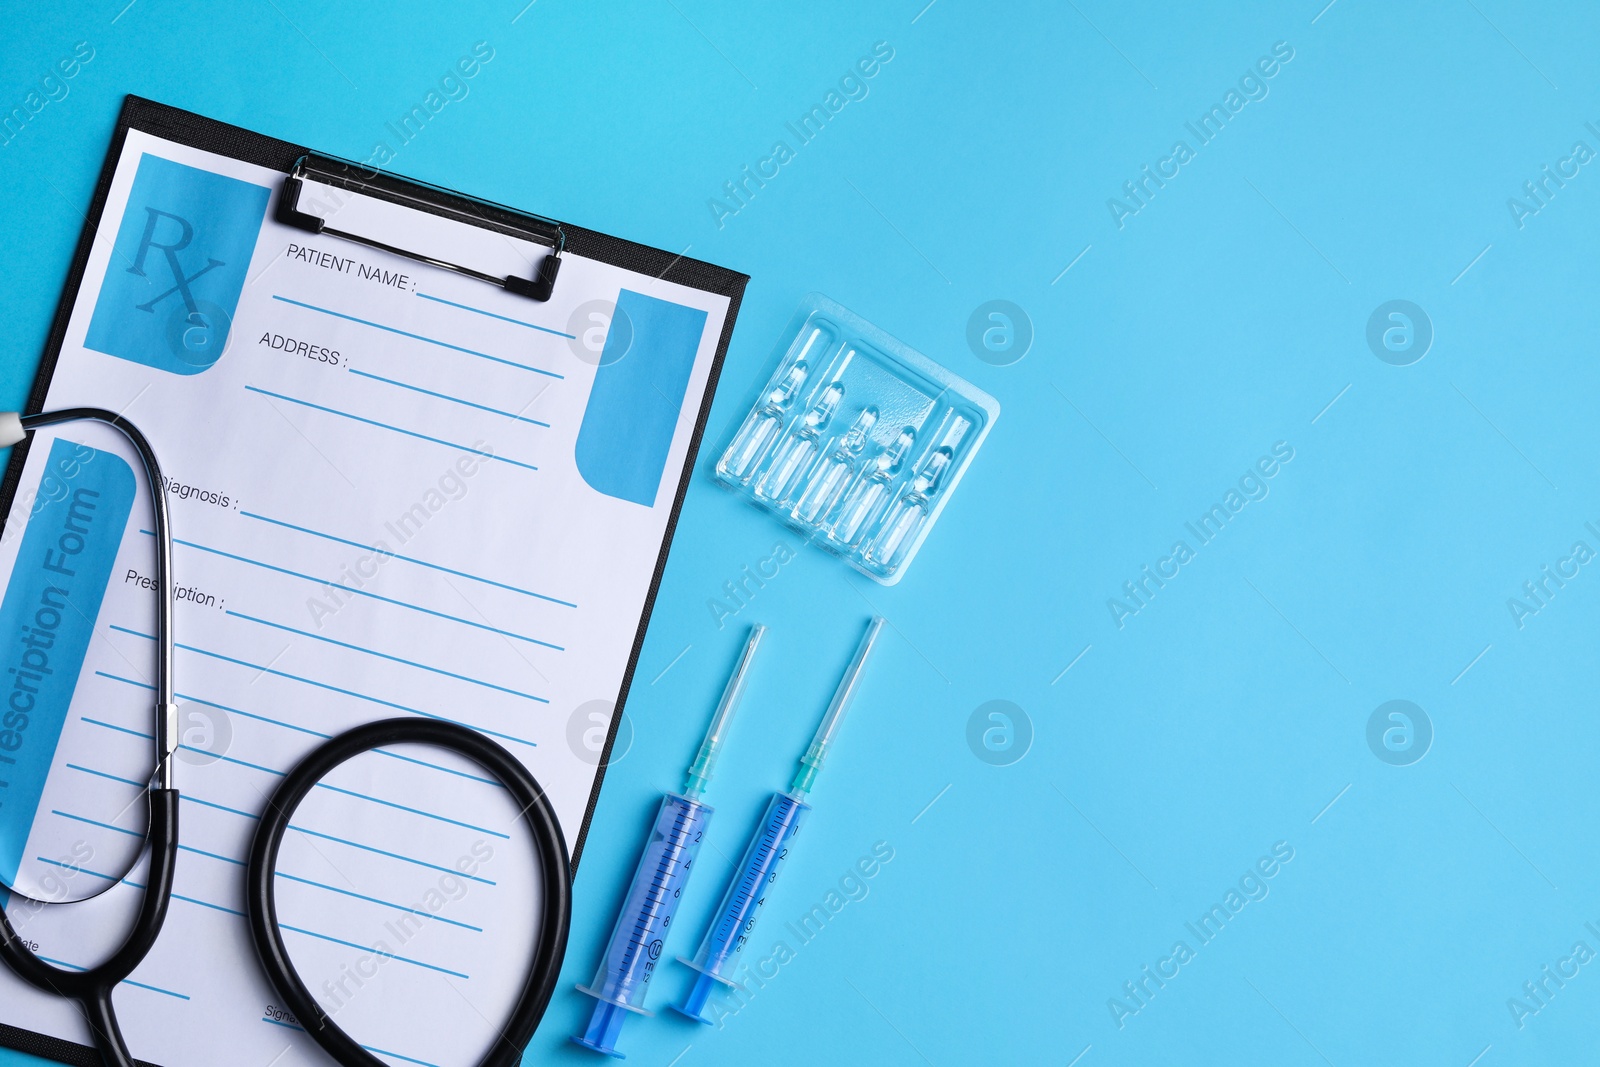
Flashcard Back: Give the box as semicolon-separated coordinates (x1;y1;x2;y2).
0;129;730;1067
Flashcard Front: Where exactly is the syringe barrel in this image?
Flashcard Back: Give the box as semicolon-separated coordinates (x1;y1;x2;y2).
676;792;808;1011
578;792;710;1012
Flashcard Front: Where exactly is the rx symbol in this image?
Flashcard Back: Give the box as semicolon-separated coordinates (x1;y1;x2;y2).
126;208;224;315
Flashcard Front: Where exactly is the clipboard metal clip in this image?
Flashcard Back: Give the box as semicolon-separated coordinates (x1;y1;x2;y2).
277;153;564;302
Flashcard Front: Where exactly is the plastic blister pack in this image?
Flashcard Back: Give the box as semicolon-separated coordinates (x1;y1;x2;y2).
715;295;998;585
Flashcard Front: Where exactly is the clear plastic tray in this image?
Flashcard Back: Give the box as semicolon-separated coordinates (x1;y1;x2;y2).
713;294;998;585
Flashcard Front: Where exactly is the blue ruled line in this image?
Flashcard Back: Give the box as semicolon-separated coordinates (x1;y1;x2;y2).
202;750;284;776
239;509;577;608
181;844;245;866
65;763;260;820
81;716;146;739
57;767;497;892
416;290;575;338
349;368;552;427
48;807;240;868
64;764;142;788
40;955;189;1001
93;672;504;787
80;714;283;777
137;530;563;649
51;809;140;837
273;294;563;378
32;860;244;917
184;794;260;819
194;749;506;834
104;629;538;748
49;808;485;887
310;781;510;838
278;924;469;979
59;762;503;878
45;808;495;890
34;857;118;880
167;890;244;916
245;385;537;471
288;826;494;886
49;811;247;877
225;610;549;704
273;872;483;932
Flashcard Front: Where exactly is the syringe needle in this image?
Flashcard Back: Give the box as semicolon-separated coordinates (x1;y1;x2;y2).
684;624;765;799
791;615;883;797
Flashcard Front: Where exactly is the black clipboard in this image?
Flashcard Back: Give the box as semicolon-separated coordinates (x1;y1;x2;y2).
0;96;747;1067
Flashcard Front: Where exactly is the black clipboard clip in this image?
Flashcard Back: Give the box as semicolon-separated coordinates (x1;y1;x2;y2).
277;153;564;302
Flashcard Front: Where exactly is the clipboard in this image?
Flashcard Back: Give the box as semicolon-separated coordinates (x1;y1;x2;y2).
0;96;747;1067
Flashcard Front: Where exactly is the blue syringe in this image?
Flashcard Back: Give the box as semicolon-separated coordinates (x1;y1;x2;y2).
673;616;884;1023
572;625;766;1058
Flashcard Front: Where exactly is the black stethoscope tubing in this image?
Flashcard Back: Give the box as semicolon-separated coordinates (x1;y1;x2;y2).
0;408;178;1067
245;717;571;1067
0;410;572;1067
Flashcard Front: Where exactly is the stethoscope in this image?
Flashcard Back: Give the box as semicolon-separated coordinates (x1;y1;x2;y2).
0;409;573;1067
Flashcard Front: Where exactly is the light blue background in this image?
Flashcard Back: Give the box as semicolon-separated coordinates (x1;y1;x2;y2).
2;1;1596;1064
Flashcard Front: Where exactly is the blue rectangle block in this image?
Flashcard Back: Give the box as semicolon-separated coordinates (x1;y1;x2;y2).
85;153;270;375
574;289;708;507
0;439;136;885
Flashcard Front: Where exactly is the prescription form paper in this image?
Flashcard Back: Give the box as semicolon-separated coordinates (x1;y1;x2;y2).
0;130;729;1066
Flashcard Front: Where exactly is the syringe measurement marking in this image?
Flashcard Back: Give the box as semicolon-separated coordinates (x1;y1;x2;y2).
615;807;696;979
711;820;788;950
713;842;772;945
623;845;678;954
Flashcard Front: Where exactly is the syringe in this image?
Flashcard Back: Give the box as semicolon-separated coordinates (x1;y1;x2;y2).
673;616;885;1023
572;625;767;1058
